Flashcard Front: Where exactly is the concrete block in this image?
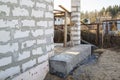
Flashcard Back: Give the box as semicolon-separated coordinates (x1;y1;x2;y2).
46;45;52;52
45;12;53;18
45;0;52;3
76;22;81;26
0;5;10;16
22;20;35;27
48;21;53;27
117;21;120;30
71;27;80;31
12;61;49;80
18;51;30;61
48;51;54;58
21;40;36;49
0;19;18;28
45;29;53;35
46;44;54;52
45;36;53;43
32;47;43;55
20;0;34;7
22;59;36;71
73;41;81;45
38;54;48;63
49;45;91;77
0;31;10;42
71;31;80;35
37;39;46;44
0;66;20;80
51;44;54;49
12;7;29;16
71;17;80;22
31;9;44;18
0;43;18;53
71;7;77;12
31;29;43;37
36;2;46;9
0;0;17;3
71;0;80;7
71;12;80;17
72;36;80;41
0;57;12;67
48;5;53;11
37;21;47;28
14;30;29;39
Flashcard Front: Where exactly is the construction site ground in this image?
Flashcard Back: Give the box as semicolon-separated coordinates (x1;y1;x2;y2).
45;44;120;80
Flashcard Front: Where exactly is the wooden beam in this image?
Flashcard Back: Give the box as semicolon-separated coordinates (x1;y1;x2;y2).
54;12;65;14
55;27;70;35
54;9;65;12
64;12;68;47
59;5;70;13
54;15;64;17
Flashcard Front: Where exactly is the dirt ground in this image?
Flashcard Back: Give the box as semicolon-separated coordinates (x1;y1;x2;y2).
45;46;120;80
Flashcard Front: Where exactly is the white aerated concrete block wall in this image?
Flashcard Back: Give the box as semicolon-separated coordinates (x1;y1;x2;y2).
71;0;81;45
0;0;54;80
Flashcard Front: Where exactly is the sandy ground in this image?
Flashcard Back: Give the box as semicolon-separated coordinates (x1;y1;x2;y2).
72;48;120;80
45;45;120;80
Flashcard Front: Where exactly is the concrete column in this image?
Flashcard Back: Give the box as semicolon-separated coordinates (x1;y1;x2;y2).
71;0;81;45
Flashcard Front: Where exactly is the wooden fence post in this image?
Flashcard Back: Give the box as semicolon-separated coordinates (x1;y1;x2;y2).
96;23;100;46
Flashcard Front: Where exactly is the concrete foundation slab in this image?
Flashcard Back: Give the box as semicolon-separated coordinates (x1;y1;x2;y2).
49;45;91;78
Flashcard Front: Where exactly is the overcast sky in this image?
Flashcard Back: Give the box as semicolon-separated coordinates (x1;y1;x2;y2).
54;0;120;12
